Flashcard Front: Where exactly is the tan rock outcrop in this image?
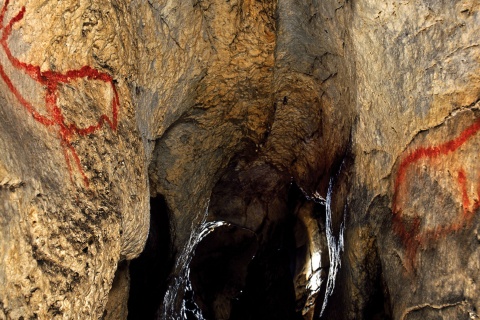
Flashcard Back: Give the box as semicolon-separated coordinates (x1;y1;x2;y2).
0;0;148;318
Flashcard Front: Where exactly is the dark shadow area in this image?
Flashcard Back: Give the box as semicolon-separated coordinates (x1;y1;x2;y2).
189;224;258;319
228;183;301;320
128;195;174;320
228;219;301;320
363;247;392;320
198;159;301;320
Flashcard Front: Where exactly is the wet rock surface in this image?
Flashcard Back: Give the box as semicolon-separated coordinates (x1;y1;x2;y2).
1;0;479;319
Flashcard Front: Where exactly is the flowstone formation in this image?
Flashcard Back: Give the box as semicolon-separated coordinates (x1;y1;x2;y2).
1;0;479;319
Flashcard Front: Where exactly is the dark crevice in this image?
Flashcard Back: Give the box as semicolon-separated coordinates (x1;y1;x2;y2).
227;183;306;320
363;245;392;320
183;156;301;319
229;217;300;320
128;195;174;320
135;156;386;320
189;224;258;320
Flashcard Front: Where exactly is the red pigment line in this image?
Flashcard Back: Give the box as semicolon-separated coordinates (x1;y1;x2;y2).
40;66;115;85
45;87;69;138
458;169;470;212
0;1;120;187
0;7;43;82
112;84;119;127
68;81;118;135
0;0;10;28
0;9;119;87
3;6;25;40
394;169;476;247
62;141;74;185
393;117;480;213
61;139;89;188
0;60;54;125
476;172;480;212
65;141;89;187
48;85;89;186
392;117;480;267
460;170;480;222
412;169;476;244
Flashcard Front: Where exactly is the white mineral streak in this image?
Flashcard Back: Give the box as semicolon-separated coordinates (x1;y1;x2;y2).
319;177;346;317
301;158;347;317
162;202;230;319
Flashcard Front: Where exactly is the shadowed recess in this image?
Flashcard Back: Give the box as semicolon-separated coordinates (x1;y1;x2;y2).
128;196;174;320
189;224;258;319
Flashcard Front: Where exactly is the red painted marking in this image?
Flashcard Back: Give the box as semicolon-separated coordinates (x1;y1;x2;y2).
458;169;471;215
0;0;119;187
393;117;480;269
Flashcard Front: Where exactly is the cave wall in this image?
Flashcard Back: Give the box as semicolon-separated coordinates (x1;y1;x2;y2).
0;0;479;319
0;0;148;318
347;1;480;318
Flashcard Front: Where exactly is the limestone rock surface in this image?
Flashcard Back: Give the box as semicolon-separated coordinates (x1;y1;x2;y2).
0;0;479;319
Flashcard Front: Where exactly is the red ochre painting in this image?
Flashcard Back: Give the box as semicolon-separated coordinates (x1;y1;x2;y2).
0;0;119;187
392;116;480;269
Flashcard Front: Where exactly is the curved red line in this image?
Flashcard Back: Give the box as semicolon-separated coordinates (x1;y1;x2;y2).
393;118;480;214
458;169;470;213
0;62;54;125
0;2;119;187
0;0;10;28
0;7;43;82
392;117;480;267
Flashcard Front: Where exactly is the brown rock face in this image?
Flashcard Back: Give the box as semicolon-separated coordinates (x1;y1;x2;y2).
0;0;148;318
1;0;479;319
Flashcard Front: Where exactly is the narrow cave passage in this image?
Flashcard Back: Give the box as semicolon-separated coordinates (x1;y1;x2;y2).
127;196;174;320
227;214;300;320
125;177;391;320
191;175;320;319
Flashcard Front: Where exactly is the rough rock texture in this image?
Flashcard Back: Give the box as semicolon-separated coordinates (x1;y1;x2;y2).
0;0;149;318
1;0;479;319
344;1;480;319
